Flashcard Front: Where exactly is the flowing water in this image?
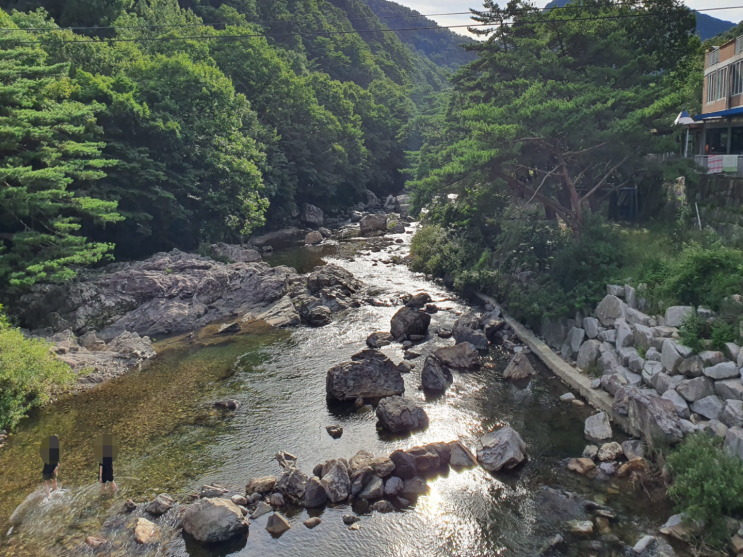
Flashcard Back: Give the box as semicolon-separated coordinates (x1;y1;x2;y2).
0;226;675;557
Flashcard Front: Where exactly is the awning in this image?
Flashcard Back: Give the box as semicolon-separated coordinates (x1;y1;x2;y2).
694;106;743;120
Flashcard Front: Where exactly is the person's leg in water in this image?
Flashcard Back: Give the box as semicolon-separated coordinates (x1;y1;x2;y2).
45;480;51;498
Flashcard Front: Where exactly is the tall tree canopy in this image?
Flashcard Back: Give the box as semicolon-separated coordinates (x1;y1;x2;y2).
410;0;699;236
0;14;122;287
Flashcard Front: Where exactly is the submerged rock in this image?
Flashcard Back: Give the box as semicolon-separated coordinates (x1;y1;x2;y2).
134;517;159;544
584;413;612;443
265;513;291;536
182;498;249;544
145;494;173;516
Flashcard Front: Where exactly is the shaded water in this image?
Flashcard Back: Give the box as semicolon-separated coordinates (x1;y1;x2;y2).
0;226;673;556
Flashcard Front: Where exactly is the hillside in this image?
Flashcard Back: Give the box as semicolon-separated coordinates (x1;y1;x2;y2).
545;0;736;40
0;0;455;287
362;0;477;69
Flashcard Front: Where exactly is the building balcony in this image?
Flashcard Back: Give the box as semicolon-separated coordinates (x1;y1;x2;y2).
694;155;743;177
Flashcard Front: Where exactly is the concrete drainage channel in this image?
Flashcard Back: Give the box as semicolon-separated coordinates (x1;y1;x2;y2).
476;292;636;436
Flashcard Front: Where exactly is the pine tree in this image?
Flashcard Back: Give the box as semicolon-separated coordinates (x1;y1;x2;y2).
0;11;122;288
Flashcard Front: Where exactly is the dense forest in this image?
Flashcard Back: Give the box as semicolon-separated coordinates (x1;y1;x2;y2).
0;0;457;291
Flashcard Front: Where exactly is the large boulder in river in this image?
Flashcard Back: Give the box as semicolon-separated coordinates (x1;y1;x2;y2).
306;264;361;297
359;214;388;236
376;396;429;433
303;477;328;508
390;306;431;339
300;203;324;227
326;349;405;401
503;352;536;381
627;388;683;445
432;343;479;370
182;498;249;544
320;460;351;503
475;427;527;472
421;356;453;391
245;476;276;495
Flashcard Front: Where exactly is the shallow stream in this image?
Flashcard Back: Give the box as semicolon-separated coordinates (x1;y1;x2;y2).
0;227;675;556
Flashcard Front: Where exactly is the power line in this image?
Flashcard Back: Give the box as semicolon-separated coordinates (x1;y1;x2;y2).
5;5;736;45
1;1;728;33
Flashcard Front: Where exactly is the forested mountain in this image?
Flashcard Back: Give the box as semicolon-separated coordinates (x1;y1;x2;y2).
545;0;736;40
0;0;459;291
362;0;477;69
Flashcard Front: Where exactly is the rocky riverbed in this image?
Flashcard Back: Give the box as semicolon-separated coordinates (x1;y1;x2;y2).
0;209;688;557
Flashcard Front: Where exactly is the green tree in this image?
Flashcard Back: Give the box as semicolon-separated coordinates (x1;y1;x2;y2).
0;11;122;288
411;0;698;237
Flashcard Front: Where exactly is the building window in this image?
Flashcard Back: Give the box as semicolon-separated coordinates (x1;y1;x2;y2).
733;61;743;96
707;67;728;103
709;49;720;66
707;128;728;154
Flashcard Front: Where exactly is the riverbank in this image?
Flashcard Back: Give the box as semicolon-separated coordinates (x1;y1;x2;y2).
0;224;682;557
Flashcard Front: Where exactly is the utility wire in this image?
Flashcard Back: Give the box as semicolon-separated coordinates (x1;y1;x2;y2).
0;1;727;33
6;6;738;44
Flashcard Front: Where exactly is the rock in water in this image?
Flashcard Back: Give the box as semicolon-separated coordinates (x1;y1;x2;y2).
406;293;432;308
452;314;489;350
275;468;308;504
448;441;478;468
85;536;107;548
134;518;159;544
182;498;249;544
384;476;404;496
326;425;343;439
389;450;418;479
359;214;388;236
584;413;612;443
367;331;394;349
304;517;322;528
390;307;431;339
300;203;324;227
421;356;453;391
370;500;395;513
376;396;429;433
210;242;262;263
145;494;173;516
358;476;384;500
265;513;291;536
305;231;323;245
250;501;272;519
402;476;430;496
321;460;351;503
432;343;479;370
326;349;405;401
245;476;276;495
213;399;238;410
303;477;328;508
476;427;527;472
503;352;536;381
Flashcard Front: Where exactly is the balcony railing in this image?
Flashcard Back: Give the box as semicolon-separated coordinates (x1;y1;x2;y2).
694;155;743;177
708;48;720;66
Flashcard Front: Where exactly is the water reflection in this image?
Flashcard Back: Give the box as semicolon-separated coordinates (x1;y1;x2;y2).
0;226;674;556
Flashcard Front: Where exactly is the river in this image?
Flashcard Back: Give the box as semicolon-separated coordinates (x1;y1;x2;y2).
0;225;675;556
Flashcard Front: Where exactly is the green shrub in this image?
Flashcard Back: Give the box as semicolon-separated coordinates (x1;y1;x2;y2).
0;306;74;430
650;240;743;311
711;319;737;351
678;312;708;354
667;434;743;546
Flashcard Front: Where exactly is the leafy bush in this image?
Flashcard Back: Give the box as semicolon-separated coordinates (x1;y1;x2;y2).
678;312;708;354
667;434;743;546
0;306;74;430
711;319;737;351
640;239;743;312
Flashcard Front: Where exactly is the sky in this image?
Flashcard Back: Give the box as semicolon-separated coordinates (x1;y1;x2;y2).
391;0;743;37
